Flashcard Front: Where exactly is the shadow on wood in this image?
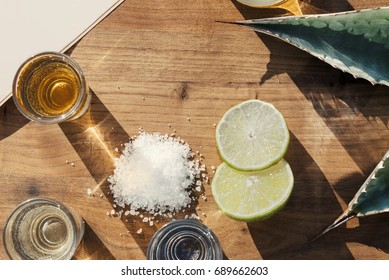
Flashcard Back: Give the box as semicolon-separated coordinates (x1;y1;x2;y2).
73;222;116;260
234;0;389;258
248;132;355;259
59;89;203;258
0;97;30;141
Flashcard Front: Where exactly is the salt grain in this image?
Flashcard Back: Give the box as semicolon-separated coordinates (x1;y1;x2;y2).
108;132;199;215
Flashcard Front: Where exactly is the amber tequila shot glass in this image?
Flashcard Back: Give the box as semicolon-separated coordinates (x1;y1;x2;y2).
13;52;90;124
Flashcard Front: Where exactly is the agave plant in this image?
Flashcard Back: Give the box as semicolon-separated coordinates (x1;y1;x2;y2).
235;7;389;86
314;150;389;240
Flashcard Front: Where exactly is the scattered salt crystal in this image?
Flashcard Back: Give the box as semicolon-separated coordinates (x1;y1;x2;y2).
108;132;199;214
190;213;200;220
117;210;123;218
87;188;93;197
137;228;143;234
124;210;130;216
149;221;154;226
110;209;116;216
195;186;201;192
142;217;149;223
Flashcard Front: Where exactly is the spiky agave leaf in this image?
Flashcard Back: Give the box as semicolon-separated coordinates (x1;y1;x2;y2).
314;150;389;240
350;150;389;216
236;7;389;86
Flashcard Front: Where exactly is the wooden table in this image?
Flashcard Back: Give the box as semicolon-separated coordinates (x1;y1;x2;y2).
2;0;389;260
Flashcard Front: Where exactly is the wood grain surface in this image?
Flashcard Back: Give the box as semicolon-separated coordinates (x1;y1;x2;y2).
2;0;389;260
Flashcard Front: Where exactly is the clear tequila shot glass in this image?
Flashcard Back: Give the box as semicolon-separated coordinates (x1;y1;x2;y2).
3;198;85;260
147;219;223;260
236;0;286;6
235;0;301;15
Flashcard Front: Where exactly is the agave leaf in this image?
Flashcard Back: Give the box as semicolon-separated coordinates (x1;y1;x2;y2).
314;150;389;240
235;7;389;86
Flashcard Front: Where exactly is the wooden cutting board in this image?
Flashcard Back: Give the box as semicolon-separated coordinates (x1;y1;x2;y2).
1;0;389;260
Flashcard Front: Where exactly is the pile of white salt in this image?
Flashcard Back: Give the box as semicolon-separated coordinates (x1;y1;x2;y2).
108;132;201;215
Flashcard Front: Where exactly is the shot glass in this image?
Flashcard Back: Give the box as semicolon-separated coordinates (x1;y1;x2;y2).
236;0;287;7
235;0;301;15
147;219;223;260
3;198;85;260
12;51;91;124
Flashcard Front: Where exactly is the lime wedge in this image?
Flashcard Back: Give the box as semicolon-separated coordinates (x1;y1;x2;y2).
216;99;289;171
211;159;294;222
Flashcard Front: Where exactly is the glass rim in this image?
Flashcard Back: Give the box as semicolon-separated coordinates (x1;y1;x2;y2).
235;0;286;7
2;197;81;260
12;51;87;125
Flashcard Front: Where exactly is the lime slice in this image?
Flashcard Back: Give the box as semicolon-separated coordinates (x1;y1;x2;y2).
211;159;294;222
216;99;289;171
